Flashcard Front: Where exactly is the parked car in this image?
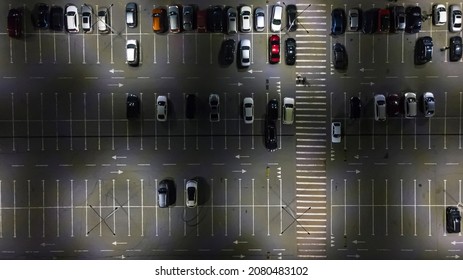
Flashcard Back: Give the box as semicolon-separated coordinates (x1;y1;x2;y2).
265;120;278;151
158;179;173;208
126;2;138;28
422;92;435;117
331;122;341;143
362;8;379;34
239;39;251;67
387;93;400;117
97;7;110;34
283;97;295;124
333;43;348;70
254;7;265;32
126;39;139;66
269;35;280;64
65;4;79;33
220;39;236;65
331;8;346;35
348;8;361;31
197;9;207;33
377;8;390;33
50;6;64;31
350;96;361;119
415;36;433;65
405;6;422;33
286;4;298;31
243;97;254;124
183;5;194;31
32;3;49;29
374;94;386;121
404;92;417;118
168;5;180;33
185;94;196;119
450;5;463;32
267;99;279;121
209;94;220;122
81;5;92;33
285;38;296;65
432;4;447;26
156;95;168;122
7;9;22;37
152;8;167;33
271;4;283;32
126;93;140;119
449;36;463;61
390;5;406;32
240;5;252;32
446;206;461;233
226;7;238;34
208;5;223;32
185;180;198;208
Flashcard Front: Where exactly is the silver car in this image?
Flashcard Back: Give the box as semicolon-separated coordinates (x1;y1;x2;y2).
348;8;360;31
168;5;180;33
404;92;417;118
158;179;172;208
374;94;386;121
185;179;198;208
243;97;254;124
157;95;168;121
227;7;238;34
254;7;265;32
423;92;435;117
240;5;252;32
240;39;251;67
81;4;92;33
331;122;341;143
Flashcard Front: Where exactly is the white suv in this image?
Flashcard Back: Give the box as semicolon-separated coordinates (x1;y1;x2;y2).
65;4;79;33
271;5;283;32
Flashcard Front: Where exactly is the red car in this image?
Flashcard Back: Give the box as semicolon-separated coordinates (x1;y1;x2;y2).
269;35;280;64
7;8;22;38
378;9;390;33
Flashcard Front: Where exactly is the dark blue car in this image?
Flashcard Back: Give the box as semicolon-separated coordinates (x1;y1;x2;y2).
331;8;346;35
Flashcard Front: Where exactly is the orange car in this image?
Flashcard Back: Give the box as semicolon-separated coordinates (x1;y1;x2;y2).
152;8;166;33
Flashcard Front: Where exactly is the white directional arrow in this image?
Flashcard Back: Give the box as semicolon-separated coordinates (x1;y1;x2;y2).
108;83;124;87
347;254;361;259
354;155;368;159
109;69;124;74
110;170;124;175
113;254;126;259
232;254;246;259
112;241;128;246
233;240;248;245
451;241;463;245
360;68;374;72
352;240;366;244
235;154;250;159
232;169;247;174
229;82;243;86
40;242;55;247
248;69;263;74
360;82;375;86
446;255;460;259
112;155;127;160
347;170;360;174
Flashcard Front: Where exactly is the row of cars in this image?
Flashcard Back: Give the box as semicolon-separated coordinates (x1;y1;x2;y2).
332;4;463;35
157;178;198;208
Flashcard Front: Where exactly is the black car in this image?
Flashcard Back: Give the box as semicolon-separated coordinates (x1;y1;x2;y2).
286;4;297;31
387;93;400;117
390;5;406;32
208;5;223;32
265;120;278;152
333;43;348;70
219;39;235;65
185;94;196;119
405;6;422;33
414;36;433;65
350;96;361;119
267;99;279;121
449;36;462;62
331;8;346;35
362;8;379;34
126;2;138;28
285;38;296;65
446;206;461;233
126;93;140;119
7;8;22;38
49;6;64;31
31;3;49;29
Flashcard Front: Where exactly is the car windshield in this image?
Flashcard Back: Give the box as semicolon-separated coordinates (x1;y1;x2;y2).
187;188;195;200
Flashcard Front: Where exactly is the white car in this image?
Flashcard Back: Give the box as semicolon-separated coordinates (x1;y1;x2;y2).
185;179;198;208
283;97;295;124
331;122;341;143
243;97;254;124
240;39;251;67
81;5;92;33
240;6;252;32
254;7;265;32
404;92;417;118
271;4;283;32
98;7;110;33
450;5;462;32
65;4;79;33
433;4;447;26
156;95;168;121
423;92;435;117
126;39;139;66
374;94;386;121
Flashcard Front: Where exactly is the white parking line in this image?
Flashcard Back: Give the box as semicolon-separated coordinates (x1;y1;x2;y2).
225;178;228;236
0;180;2;238
154;93;158;150
238;92;241;150
428;179;432;236
252;178;255;236
85;180;88;236
141;179;144;237
251;92;255;149
26;93;30;151
444;179;447;237
13;180;16;238
11;93;15;151
444;91;448;149
126;118;129;150
28;180;31;238
224;92;228;149
82;32;86;64
371;179;375;236
69;93;73;150
99;179;102;236
42;180;45;237
400;179;403;236
71;179;74;237
414;179;417;236
267;178;270;236
155;178;158;236
56;180;60;237
168;92;172;150
111;93;115;150
330;179;333;236
140;93;144;150
210;178;214;236
358;179;361;235
239;178;242;236
55;93;59;150
385;179;388;236
459;92;462;149
279;178;283;235
127;179;131;236
40;93;44;151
